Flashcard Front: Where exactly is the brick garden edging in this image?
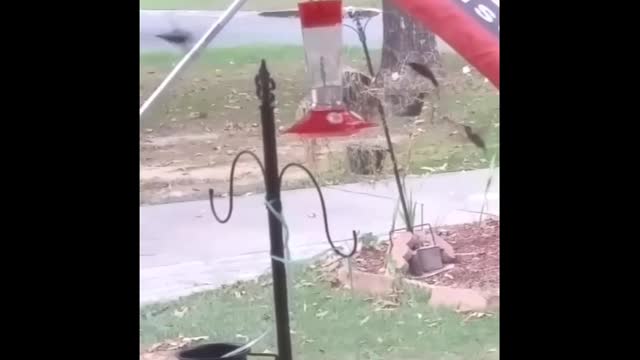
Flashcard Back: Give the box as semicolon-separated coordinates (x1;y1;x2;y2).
338;267;498;312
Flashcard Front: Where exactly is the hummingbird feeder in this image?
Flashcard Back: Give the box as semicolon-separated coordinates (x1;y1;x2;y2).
284;0;376;137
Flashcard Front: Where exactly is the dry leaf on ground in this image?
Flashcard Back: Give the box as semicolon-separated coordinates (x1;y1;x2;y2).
146;335;209;352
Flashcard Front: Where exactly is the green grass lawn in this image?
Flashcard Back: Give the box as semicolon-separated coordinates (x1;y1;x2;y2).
139;45;371;132
140;266;499;360
140;45;498;185
140;0;381;11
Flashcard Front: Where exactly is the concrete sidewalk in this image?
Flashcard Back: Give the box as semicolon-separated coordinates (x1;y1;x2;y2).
140;168;499;305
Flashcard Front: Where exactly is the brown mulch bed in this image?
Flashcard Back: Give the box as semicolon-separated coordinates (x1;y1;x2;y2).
354;242;389;274
354;219;500;294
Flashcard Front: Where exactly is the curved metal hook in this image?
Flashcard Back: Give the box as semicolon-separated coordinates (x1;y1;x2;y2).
279;163;358;258
209;150;266;223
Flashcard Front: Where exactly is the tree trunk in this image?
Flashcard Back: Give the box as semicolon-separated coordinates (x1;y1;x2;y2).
381;0;441;71
380;0;442;117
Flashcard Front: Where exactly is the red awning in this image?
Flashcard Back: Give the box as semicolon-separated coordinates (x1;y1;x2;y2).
392;0;499;89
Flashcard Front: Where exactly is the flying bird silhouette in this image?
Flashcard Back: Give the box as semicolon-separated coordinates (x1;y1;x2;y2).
463;125;487;152
392;63;439;117
155;28;193;53
407;62;439;88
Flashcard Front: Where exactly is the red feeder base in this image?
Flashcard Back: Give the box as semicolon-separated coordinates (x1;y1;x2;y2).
283;110;376;137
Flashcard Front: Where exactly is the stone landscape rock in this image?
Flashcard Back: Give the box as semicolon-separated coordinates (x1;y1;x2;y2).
338;268;394;296
389;231;422;272
422;232;456;264
437;237;456;263
403;279;488;311
429;286;487;312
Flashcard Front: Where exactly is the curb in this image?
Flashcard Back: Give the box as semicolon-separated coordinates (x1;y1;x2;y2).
338;267;498;312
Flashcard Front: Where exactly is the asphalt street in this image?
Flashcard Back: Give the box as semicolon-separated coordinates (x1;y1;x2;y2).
140;169;499;304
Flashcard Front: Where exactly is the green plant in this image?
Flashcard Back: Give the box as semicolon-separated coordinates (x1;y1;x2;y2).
385;198;401;276
397;177;418;230
140;265;500;360
358;232;379;250
479;152;498;221
386;188;419;276
406;192;418;230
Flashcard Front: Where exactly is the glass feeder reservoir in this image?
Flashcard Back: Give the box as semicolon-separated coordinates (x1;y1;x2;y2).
284;0;376;137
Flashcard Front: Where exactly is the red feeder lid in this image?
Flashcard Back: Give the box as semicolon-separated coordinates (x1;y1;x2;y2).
298;0;343;28
283;109;377;138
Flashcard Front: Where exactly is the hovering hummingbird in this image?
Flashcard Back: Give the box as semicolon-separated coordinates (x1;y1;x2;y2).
393;63;439;117
155;15;193;53
409;62;488;151
407;62;439;88
156;28;193;53
463;125;487;152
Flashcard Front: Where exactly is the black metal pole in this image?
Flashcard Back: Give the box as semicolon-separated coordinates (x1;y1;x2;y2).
376;103;413;230
255;60;293;360
353;17;414;231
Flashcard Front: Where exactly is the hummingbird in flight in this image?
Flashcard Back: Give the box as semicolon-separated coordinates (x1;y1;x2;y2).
155;28;193;53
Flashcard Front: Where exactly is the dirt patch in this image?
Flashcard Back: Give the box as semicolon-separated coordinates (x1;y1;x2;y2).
421;219;500;293
353;219;500;296
140;125;410;204
354;243;389;274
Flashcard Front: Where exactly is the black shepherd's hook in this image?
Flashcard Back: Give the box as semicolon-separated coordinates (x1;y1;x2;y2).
205;59;362;360
208;150;266;223
345;10;376;78
279;163;358;258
